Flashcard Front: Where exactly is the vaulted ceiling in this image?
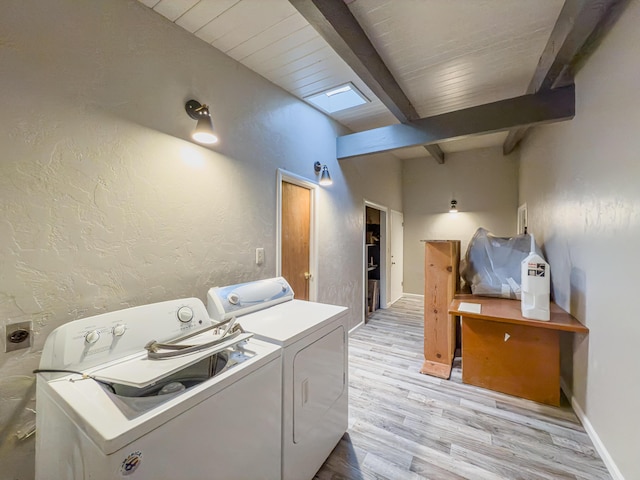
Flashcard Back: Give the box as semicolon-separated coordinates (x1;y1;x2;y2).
138;0;628;163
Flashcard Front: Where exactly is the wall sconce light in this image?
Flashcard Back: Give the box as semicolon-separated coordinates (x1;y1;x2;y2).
185;99;218;145
449;199;458;214
314;161;333;186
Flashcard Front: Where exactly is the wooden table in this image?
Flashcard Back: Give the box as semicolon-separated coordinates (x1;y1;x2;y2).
449;295;588;405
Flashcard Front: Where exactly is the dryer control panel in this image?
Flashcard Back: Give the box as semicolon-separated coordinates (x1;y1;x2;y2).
207;277;294;321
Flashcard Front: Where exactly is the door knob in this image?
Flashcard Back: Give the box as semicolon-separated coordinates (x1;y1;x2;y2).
304;272;311;280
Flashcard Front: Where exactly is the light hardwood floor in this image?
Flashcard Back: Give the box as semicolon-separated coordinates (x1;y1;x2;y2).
315;296;611;480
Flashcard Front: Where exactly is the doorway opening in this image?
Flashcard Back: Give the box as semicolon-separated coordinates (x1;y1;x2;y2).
364;202;388;320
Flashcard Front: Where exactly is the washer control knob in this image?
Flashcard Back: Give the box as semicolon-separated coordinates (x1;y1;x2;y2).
85;330;101;344
177;306;194;323
112;324;127;337
227;293;240;305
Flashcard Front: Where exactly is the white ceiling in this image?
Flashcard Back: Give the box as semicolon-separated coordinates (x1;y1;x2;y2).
139;0;566;159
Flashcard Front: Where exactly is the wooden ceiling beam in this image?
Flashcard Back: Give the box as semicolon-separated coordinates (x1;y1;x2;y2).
338;85;575;160
503;0;631;155
289;0;445;164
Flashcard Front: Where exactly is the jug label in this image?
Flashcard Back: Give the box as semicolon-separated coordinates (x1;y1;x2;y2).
527;263;546;277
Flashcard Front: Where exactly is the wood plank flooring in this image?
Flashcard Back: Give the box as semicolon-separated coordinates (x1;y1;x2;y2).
314;296;611;480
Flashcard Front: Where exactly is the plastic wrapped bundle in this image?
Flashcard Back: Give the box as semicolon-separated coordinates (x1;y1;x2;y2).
460;228;540;299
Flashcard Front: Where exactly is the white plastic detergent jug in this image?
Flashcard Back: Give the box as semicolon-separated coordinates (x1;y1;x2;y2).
520;235;550;321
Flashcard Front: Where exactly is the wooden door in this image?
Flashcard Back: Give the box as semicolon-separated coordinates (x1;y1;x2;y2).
282;181;311;300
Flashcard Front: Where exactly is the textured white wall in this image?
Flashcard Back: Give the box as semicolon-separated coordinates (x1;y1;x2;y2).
0;1;402;478
402;147;519;294
314;150;403;318
518;1;640;477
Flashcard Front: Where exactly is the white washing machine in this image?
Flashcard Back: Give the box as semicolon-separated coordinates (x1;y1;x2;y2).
207;277;349;480
35;298;282;480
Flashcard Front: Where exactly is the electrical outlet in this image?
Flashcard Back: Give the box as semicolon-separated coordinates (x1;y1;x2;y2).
255;248;265;265
4;321;32;352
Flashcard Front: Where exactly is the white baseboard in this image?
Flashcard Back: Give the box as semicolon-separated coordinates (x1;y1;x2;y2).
560;379;624;480
401;293;424;300
387;296;401;306
349;321;364;335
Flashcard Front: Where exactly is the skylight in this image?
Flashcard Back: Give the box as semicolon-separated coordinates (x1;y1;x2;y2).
304;82;369;114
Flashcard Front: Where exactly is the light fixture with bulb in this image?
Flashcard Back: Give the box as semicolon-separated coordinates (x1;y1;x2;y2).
449;199;458;214
185;99;218;145
314;161;333;186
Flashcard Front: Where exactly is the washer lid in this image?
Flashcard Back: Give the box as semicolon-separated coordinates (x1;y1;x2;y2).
90;332;253;388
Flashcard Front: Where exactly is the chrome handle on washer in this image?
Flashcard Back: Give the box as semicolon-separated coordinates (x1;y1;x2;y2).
144;328;251;360
144;317;247;359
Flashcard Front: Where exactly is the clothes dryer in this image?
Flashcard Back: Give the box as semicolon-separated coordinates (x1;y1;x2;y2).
208;277;348;480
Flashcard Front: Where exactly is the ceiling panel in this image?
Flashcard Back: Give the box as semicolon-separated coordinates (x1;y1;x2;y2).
348;0;565;117
225;13;308;61
152;0;200;21
175;0;241;32
138;0;566;155
246;34;329;75
205;0;294;50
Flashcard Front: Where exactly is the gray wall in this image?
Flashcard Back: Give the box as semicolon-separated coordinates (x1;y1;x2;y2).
0;1;402;478
518;1;640;477
402;147;519;295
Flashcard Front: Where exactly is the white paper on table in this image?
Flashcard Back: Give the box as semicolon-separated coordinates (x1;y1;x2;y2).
458;302;482;314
